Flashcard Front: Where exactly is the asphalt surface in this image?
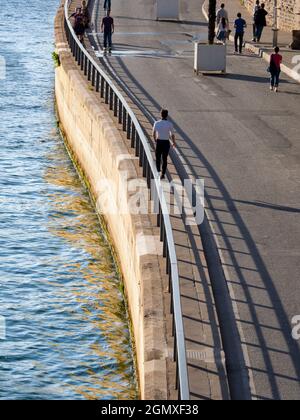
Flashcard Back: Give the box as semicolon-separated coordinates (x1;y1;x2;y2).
91;0;300;400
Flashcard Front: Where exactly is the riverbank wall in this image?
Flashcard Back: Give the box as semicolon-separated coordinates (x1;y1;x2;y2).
54;1;170;400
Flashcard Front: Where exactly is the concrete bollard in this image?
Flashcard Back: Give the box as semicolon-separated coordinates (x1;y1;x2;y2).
194;42;227;74
156;0;179;20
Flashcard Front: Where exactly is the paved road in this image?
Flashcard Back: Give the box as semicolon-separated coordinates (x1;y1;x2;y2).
91;0;300;400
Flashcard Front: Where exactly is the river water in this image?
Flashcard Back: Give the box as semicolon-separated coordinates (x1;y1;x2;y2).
0;0;136;400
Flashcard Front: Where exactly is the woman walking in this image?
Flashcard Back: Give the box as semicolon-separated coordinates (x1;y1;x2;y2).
81;0;90;29
217;17;229;45
70;7;85;43
269;47;282;93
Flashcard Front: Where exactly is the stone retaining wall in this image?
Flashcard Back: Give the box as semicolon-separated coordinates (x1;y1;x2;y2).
54;1;170;400
243;0;300;32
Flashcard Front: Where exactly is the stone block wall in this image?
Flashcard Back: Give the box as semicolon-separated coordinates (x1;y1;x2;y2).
243;0;300;31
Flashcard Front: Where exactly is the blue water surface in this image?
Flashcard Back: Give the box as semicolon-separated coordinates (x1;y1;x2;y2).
0;0;136;400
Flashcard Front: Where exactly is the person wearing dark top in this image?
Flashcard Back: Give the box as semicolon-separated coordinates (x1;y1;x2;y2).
101;10;114;53
234;13;247;54
254;3;268;42
104;0;111;11
70;7;85;42
81;0;90;29
252;0;260;41
269;47;283;92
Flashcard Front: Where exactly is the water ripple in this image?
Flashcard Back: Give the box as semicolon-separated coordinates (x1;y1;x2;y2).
0;0;136;400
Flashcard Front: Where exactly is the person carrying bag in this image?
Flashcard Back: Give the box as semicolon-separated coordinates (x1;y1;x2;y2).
268;47;282;93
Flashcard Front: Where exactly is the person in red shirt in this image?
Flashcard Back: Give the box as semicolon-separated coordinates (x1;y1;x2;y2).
269;47;283;93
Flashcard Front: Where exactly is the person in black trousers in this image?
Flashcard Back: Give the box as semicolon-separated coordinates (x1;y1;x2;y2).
234;13;247;54
104;0;111;11
101;10;114;53
254;3;268;42
153;110;176;180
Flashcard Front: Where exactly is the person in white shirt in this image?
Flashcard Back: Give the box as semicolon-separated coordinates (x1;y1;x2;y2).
216;3;229;26
153;109;176;180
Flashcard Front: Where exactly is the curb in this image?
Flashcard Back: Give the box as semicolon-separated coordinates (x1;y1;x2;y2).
201;0;300;84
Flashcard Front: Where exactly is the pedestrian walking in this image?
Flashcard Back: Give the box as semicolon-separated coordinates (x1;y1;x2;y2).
101;10;114;53
217;17;229;45
254;3;268;43
234;13;247;54
269;47;282;92
216;3;229;26
153;110;176;180
70;7;85;43
252;0;260;41
104;0;111;12
81;0;90;29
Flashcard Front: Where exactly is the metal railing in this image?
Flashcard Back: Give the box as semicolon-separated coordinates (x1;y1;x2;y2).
63;0;190;400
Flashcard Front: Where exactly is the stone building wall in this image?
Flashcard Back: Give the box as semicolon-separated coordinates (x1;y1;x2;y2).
243;0;300;32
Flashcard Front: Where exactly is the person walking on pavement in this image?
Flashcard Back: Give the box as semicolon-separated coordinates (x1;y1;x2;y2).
81;0;90;29
234;13;247;54
101;10;114;53
104;0;111;12
254;3;268;43
153;110;176;180
70;7;85;43
269;47;282;92
216;3;229;26
217;17;229;45
252;0;260;41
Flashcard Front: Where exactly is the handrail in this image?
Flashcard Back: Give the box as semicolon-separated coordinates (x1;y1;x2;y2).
63;0;190;400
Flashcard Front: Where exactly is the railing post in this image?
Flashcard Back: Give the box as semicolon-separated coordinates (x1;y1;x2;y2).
135;135;141;157
81;50;84;71
127;115;131;139
131;125;136;149
96;72;100;92
139;146;143;167
88;61;91;81
109;89;114;110
100;76;105;98
122;108;127;132
142;151;147;177
105;82;109;104
118;102;123;125
78;45;81;65
92;66;96;86
114;96;118;117
84;55;88;76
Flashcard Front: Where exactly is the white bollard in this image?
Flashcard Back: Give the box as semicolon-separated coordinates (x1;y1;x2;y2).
157;0;180;20
194;42;227;74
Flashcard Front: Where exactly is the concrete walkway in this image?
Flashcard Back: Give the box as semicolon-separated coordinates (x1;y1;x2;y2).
70;0;300;400
202;0;300;82
70;0;231;400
